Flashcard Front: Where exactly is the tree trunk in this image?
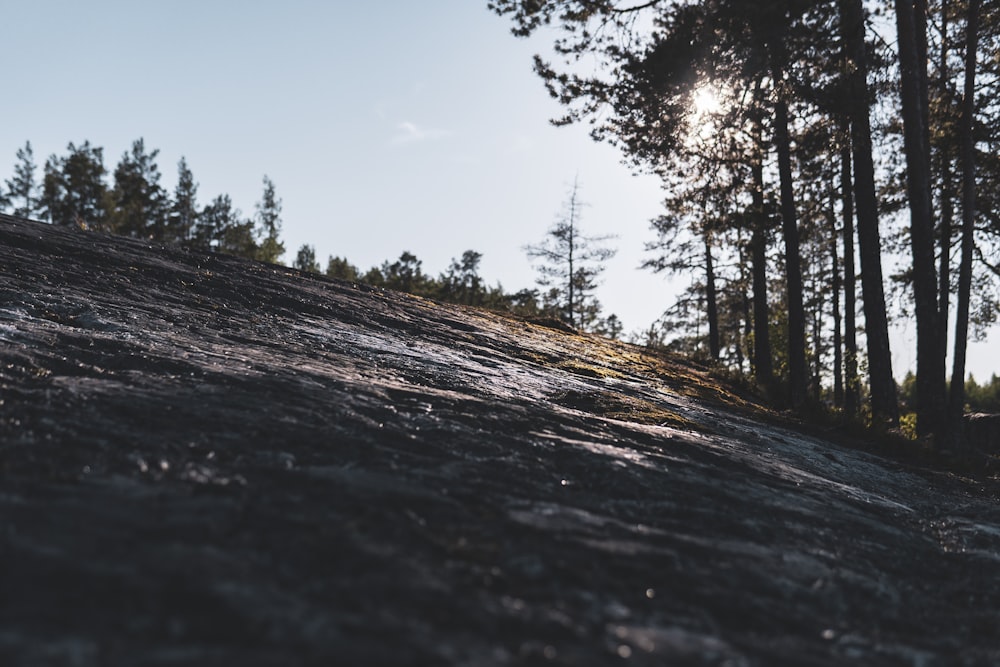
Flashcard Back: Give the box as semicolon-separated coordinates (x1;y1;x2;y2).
773;94;808;407
938;0;953;375
751;120;774;390
840;0;900;424
949;0;980;438
839;118;860;417
829;175;844;408
704;232;721;361
896;0;946;438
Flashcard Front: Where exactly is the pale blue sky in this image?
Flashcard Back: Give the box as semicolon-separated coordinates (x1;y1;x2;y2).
5;1;997;378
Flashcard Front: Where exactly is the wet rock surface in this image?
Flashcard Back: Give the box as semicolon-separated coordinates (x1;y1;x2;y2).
1;214;999;666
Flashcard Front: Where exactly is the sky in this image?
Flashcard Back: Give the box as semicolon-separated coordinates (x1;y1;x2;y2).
5;0;998;380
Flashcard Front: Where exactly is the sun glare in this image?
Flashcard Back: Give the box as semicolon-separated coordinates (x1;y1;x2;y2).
692;86;721;118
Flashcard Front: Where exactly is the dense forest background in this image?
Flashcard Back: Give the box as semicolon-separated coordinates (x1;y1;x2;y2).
4;0;1000;447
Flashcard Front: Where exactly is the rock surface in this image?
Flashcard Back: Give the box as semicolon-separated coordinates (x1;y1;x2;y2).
2;214;999;666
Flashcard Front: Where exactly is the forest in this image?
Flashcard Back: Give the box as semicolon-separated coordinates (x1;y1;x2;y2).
3;0;1000;450
488;0;1000;447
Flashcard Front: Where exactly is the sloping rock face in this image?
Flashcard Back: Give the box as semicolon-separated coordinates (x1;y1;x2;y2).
2;214;999;666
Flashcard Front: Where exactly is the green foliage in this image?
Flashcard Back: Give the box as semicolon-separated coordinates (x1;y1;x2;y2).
380;251;431;295
3;142;42;218
961;374;1000;413
293;244;322;274
109;138;169;240
439;250;485;305
254;176;285;264
169;158;199;245
7;139;284;267
41;141;110;229
196;194;258;259
325;256;360;281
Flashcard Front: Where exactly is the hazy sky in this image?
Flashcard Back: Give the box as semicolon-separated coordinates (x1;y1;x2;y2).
6;0;997;379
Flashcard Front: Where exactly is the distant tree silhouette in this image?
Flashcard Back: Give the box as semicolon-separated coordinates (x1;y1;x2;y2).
525;179;616;330
325;255;360;281
440;250;486;306
293;244;321;273
380;251;431;295
168;158;199;245
254;176;285;264
3;142;42;219
196;194;257;258
41;141;109;229
110;138;169;241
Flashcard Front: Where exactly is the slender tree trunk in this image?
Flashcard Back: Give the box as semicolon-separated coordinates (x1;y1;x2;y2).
812;301;823;403
938;0;953;376
704;232;721;361
896;0;946;438
829;175;844;408
568;185;577;328
773;93;808;407
939;162;954;356
751;120;774;389
840;0;900;424
839;118;860;417
741;256;752;375
949;0;980;437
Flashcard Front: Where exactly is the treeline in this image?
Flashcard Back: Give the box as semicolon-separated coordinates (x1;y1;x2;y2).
492;0;1000;444
289;242;623;339
900;372;1000;414
0;139;623;337
0;139;285;263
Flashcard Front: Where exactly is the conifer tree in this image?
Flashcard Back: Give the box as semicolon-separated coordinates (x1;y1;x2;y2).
440;250;486;306
196;194;257;258
168;157;199;245
524;179;616;330
895;0;947;437
254;175;285;264
3;142;42;219
380;252;431;295
293;244;322;273
325;256;360;281
110;138;169;240
41;141;110;229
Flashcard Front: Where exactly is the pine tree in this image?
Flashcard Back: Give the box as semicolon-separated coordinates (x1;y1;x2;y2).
896;0;947;437
3;142;42;219
196;194;257;258
380;252;430;295
440;250;485;305
254;175;285;264
293;244;321;273
41;141;110;229
948;0;982;435
524;179;616;330
168;157;199;245
110;138;169;240
325;256;360;281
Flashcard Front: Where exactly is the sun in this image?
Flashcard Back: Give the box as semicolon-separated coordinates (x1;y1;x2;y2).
691;86;721;117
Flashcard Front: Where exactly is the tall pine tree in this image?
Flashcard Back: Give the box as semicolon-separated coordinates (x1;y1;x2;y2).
3;142;42;219
254;175;285;264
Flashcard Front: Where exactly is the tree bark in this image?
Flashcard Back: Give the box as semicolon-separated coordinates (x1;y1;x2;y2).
751;115;774;390
829;175;844;408
949;0;980;437
704;232;721;361
937;0;954;365
896;0;946;438
773;94;808;407
840;0;899;424
839;117;860;417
